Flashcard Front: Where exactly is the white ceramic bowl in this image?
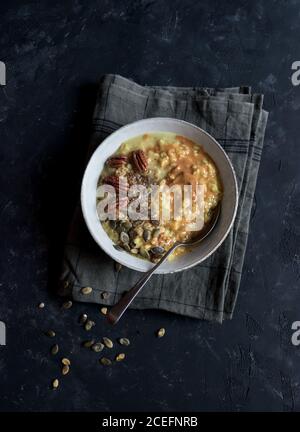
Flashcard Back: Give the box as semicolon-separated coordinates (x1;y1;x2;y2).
81;118;238;274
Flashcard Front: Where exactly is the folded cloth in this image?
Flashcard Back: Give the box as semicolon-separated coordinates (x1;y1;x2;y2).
59;75;268;322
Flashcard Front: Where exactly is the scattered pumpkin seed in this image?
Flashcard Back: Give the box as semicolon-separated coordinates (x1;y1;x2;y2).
38;302;45;309
122;243;131;253
82;340;95;348
101;307;108;315
61;358;71;366
131;248;138;254
128;228;136;239
109;220;117;229
52;379;59;389
62;365;70;375
119;337;130;346
143;229;151;242
101;291;110;300
150;246;165;255
120;231;130;244
85;320;95;331
103;337;113;349
100;357;112;366
116;223;124;234
62;300;73;309
122;221;132;230
157;328;166;338
79;313;88;324
91;342;104;353
81;286;93;295
45;330;55;338
115;353;126;362
51;344;59;355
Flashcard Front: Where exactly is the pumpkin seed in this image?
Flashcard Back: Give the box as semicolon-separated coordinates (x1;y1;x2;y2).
103;337;113;349
101;291;110;300
101;307;108;315
62;365;70;375
45;330;55;338
100;357;112;366
91;342;104;353
113;244;124;252
140;247;150;260
81;286;93;295
152;228;160;238
61;358;71;366
82;340;95;348
62;300;73;309
120;231;130;244
122;243;131;253
109;220;117;229
115;353;126;362
119;337;130;346
79;313;88;324
116;223;124;233
51;344;59;355
128;228;136;239
131;248;138;254
85;320;95;331
38;302;45;309
143;229;151;242
157;328;165;338
150;246;165;255
52;378;59;389
122;221;132;230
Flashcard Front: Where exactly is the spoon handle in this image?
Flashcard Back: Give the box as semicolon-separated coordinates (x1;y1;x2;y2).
107;243;179;325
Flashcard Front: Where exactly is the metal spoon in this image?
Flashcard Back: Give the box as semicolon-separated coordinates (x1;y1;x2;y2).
107;204;221;325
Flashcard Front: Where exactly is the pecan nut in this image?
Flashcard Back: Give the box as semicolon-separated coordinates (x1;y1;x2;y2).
106;155;128;167
132;150;148;172
102;175;128;193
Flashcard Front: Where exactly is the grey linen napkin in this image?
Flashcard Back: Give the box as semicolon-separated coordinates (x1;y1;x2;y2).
59;75;268;323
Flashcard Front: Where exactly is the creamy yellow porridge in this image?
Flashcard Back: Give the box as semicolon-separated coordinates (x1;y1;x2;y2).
97;132;222;262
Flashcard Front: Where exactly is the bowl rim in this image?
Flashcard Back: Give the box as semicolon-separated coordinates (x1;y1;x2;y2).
81;117;239;274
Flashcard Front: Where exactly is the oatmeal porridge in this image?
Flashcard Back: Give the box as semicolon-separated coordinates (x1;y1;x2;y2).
96;133;222;262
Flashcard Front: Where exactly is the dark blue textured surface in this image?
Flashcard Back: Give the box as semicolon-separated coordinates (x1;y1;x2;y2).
0;0;300;412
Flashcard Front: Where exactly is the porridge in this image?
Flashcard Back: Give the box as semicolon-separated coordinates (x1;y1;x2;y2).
97;133;222;262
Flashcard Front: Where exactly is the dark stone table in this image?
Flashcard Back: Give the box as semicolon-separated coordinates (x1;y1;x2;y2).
1;0;300;412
